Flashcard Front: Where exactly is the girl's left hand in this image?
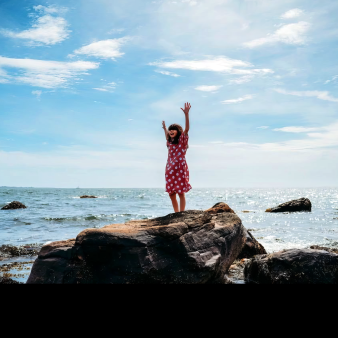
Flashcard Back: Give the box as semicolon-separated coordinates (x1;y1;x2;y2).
181;102;191;115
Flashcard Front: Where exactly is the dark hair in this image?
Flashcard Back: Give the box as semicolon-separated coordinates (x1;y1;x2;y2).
167;124;183;145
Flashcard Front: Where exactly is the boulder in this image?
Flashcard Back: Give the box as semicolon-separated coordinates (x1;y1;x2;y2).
205;202;235;214
237;229;267;259
80;195;97;199
1;201;27;210
244;249;338;284
27;210;246;284
310;245;338;255
265;198;311;213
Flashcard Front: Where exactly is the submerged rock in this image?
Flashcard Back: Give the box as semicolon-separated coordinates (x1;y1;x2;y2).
244;249;338;284
205;202;235;214
80;195;97;199
27;209;247;284
265;198;311;213
1;201;27;210
0;244;41;259
237;229;267;259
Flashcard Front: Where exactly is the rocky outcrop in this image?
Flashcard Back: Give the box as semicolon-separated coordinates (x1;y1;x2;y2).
80;195;97;199
237;229;267;259
265;198;311;213
244;249;338;284
1;201;27;210
27;209;247;284
0;244;41;259
205;202;235;214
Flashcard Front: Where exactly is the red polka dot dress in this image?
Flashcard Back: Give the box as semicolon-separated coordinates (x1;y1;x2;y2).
165;132;192;195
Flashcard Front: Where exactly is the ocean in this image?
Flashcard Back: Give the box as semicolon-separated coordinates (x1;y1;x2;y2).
1;187;337;282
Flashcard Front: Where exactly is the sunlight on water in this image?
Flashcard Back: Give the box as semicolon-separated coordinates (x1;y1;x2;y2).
0;187;337;253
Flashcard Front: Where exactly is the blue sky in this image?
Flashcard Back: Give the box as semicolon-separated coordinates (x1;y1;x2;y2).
0;0;338;188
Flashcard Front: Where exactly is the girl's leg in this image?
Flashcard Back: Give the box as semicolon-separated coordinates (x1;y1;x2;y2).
178;193;186;212
169;193;179;213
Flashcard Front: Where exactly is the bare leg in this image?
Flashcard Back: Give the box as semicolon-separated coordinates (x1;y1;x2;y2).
170;193;179;213
178;193;186;212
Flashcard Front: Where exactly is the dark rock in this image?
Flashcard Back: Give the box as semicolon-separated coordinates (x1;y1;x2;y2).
205;202;235;214
80;195;97;199
266;198;311;213
0;244;41;258
1;201;27;210
0;276;23;285
310;245;338;255
27;209;246;284
244;249;338;284
237;229;267;259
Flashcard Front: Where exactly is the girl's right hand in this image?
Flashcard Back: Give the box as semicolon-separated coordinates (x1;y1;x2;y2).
162;121;166;129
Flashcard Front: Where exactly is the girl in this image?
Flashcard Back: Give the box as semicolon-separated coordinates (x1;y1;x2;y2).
162;102;192;213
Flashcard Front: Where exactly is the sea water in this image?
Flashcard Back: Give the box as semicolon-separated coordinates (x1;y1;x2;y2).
1;187;337;254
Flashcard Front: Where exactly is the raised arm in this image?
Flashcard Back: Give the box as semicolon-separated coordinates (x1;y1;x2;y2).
181;102;191;134
162;121;168;140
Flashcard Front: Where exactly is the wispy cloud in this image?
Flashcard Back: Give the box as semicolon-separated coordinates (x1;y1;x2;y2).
281;9;304;20
33;5;68;15
244;21;310;48
195;85;222;92
32;90;42;100
73;38;130;60
325;75;338;85
149;56;273;76
155;70;181;77
257;126;269;130
274;126;320;133
93;82;117;92
0;56;99;88
221;95;253;104
229;75;253;85
1;6;70;46
274;88;338;103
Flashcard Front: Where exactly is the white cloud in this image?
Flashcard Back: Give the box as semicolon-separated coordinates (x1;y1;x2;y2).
244;21;310;48
257;126;269;130
195;85;222;92
33;5;68;15
325;75;338;85
150;56;273;76
1;6;70;45
229;75;253;84
93;82;117;92
155;70;181;77
73;38;130;60
274;88;338;103
32;90;42;100
281;9;304;19
221;95;253;104
274;126;320;133
0;56;99;88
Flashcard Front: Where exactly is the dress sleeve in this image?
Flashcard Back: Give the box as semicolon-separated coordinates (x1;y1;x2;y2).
179;132;189;148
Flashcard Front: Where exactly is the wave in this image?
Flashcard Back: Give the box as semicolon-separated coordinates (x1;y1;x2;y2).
42;213;140;223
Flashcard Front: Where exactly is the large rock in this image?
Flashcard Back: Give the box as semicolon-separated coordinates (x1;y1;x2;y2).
244;249;338;284
80;195;97;199
1;201;27;210
266;198;311;213
237;229;267;259
27;210;246;284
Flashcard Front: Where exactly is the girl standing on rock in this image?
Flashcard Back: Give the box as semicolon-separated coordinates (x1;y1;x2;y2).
162;102;192;213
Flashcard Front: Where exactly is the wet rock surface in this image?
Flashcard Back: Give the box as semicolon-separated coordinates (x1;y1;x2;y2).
27;208;247;284
266;198;312;213
310;245;338;255
0;244;41;259
237;229;267;260
0;276;23;284
80;195;97;199
244;249;338;284
1;201;27;210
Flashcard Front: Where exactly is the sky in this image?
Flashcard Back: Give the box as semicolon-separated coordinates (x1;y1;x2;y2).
0;0;338;188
